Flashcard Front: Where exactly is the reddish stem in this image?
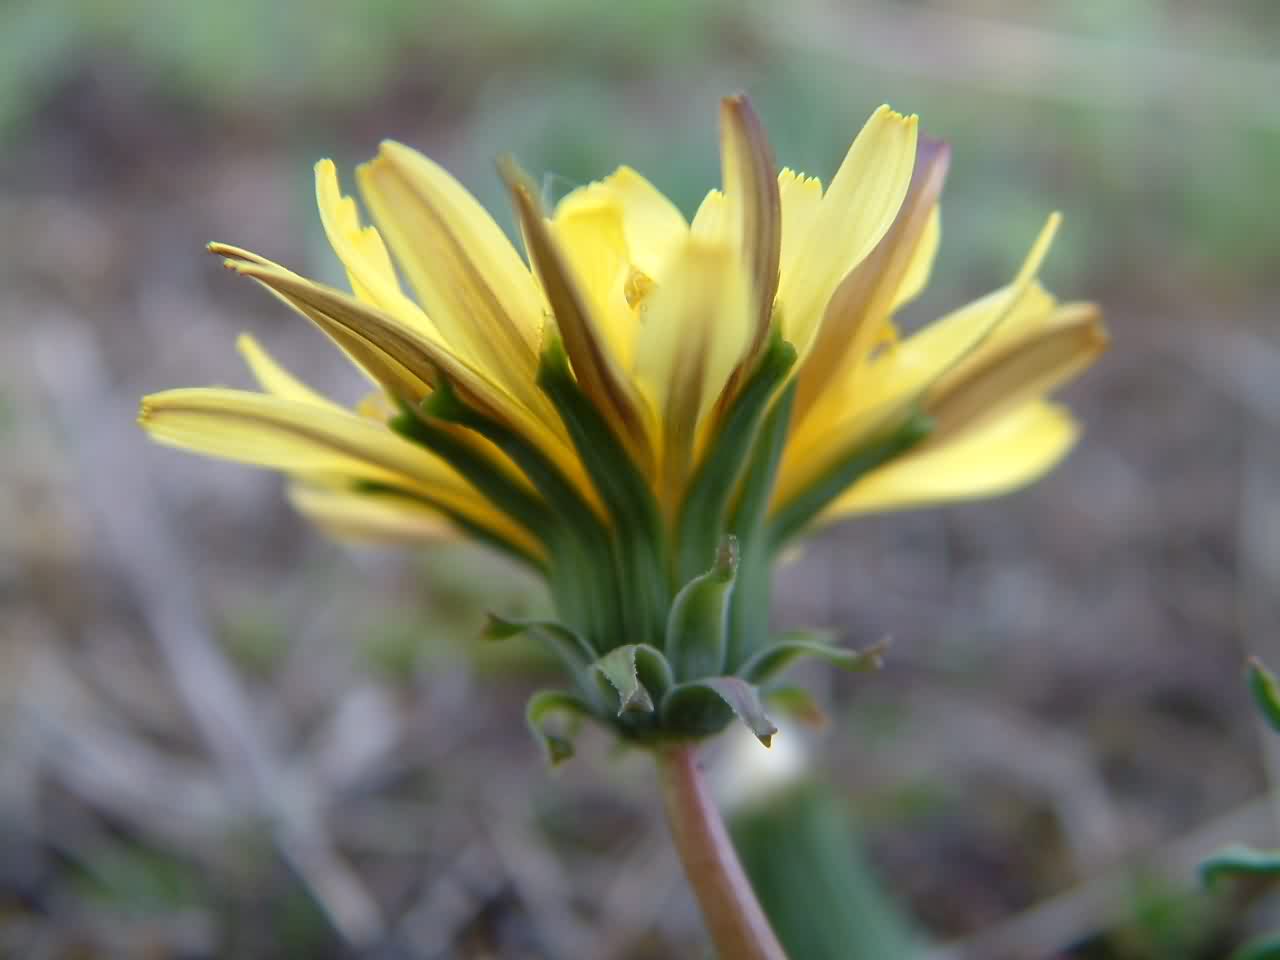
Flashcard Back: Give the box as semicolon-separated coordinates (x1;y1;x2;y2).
657;742;788;960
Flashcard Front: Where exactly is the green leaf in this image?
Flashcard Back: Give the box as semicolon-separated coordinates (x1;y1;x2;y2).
1200;844;1280;889
662;676;777;746
591;645;655;715
762;685;828;728
737;632;889;685
666;537;738;681
768;405;932;548
675;331;796;587
730;781;920;960
1248;657;1280;734
525;689;596;766
1234;935;1280;960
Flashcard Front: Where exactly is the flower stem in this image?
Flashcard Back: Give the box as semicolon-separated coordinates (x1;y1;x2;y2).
657;742;788;959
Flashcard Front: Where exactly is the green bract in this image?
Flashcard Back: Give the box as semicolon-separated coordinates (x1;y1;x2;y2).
468;329;911;762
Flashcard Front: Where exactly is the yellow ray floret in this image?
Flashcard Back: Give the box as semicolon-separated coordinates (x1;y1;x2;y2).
287;481;458;544
777;105;919;361
828;401;1079;517
140;96;1105;585
138;388;543;561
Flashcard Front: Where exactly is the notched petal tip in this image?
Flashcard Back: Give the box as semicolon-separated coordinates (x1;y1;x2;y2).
872;103;919;127
136;395;157;426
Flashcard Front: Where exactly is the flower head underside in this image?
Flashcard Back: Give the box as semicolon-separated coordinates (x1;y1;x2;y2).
140;97;1106;756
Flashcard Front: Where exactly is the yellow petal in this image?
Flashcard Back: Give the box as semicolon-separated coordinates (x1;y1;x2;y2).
287;481;545;563
356;141;543;407
222;255;564;449
778;105;919;360
236;333;339;409
633;239;751;500
550;184;636;369
826;402;1079;517
218;250;600;518
793;136;950;425
891;203;940;313
314;159;440;339
141;388;545;557
356;390;396;421
924;302;1107;442
502;159;654;475
817;212;1065;421
718;94;780;358
777;169;822;288
288;481;456;544
138;388;469;495
690;188;725;241
582;165;688;279
214;244;432;401
774;215;1070;505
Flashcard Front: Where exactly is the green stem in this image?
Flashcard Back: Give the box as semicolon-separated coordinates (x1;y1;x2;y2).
657;743;788;960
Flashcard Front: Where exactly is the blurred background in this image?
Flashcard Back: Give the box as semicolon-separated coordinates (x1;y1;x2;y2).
2;1;1279;957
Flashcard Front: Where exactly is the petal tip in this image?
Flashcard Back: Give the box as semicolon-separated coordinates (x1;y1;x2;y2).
872;104;918;127
374;139;415;165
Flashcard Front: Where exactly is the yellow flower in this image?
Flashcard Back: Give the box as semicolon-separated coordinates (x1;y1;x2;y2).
139;96;1105;756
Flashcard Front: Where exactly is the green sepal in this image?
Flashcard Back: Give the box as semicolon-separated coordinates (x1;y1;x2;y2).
483;613;596;699
675;330;796;587
1200;845;1280;889
526;689;596;766
537;336;669;648
1248;657;1280;734
666;537;739;682
481;612;530;641
390;396;551;544
1233;936;1280;960
590;645;655;715
661;676;777;746
762;685;828;728
633;643;675;703
725;378;796;668
417;377;618;648
738;631;888;685
768;405;933;548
